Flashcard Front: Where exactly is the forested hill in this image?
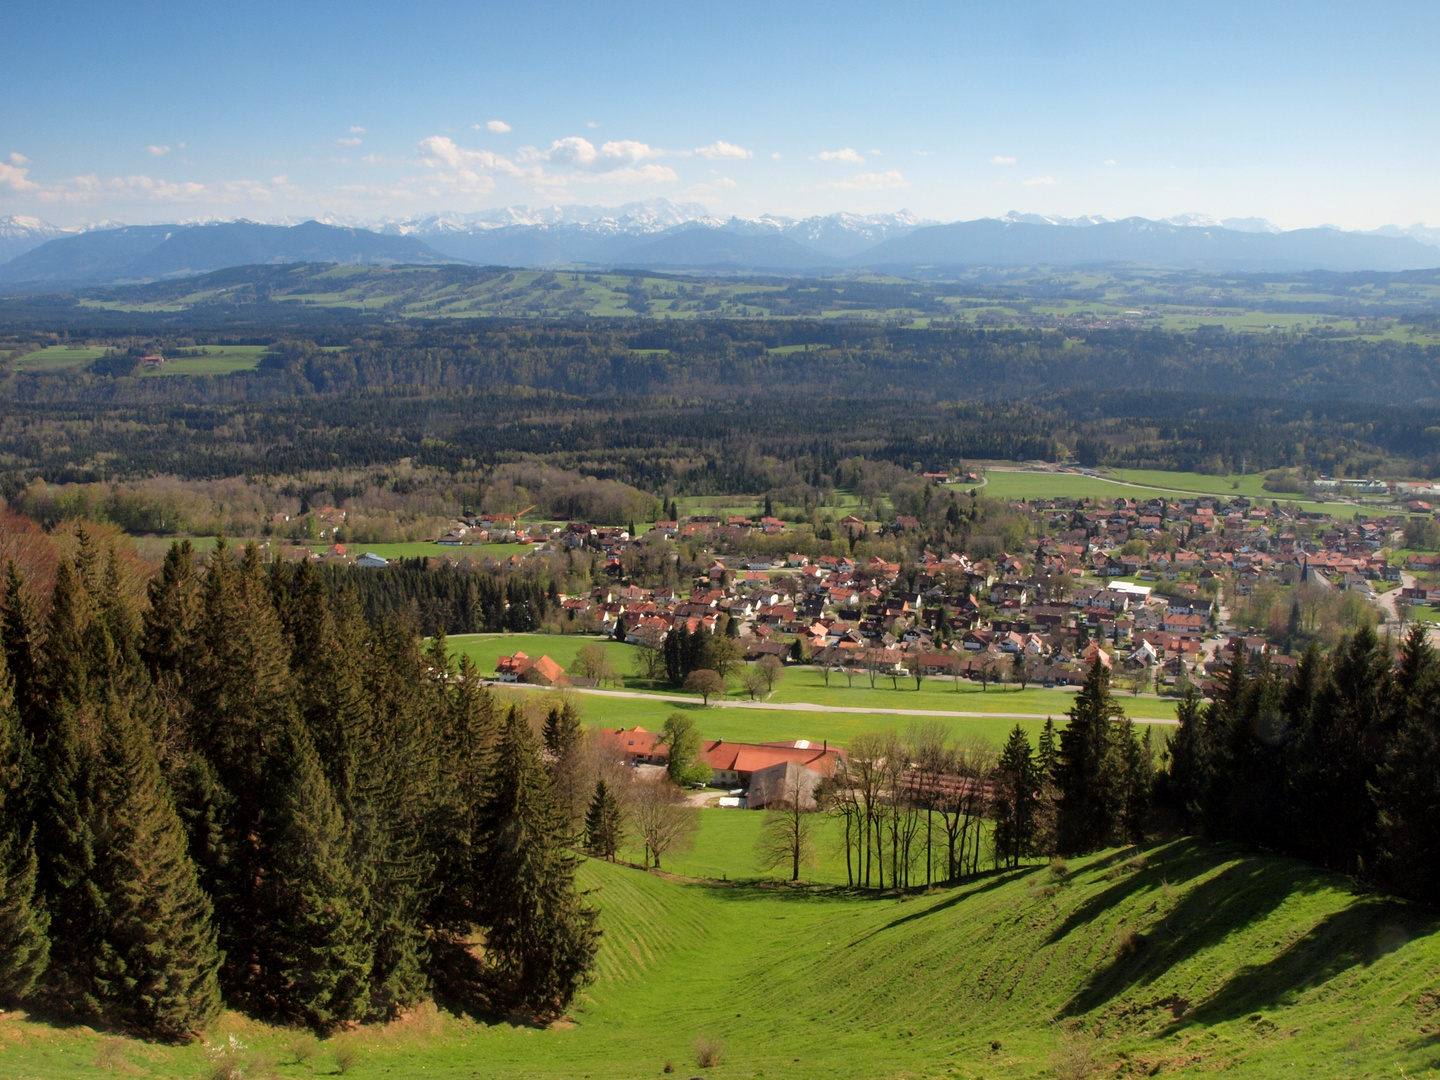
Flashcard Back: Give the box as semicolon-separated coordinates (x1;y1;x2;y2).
3;320;1440;483
7;321;1440;406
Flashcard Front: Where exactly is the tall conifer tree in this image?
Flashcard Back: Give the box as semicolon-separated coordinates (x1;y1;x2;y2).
257;719;371;1029
32;558;104;1012
89;695;222;1040
476;706;598;1018
0;642;48;1004
1055;659;1126;855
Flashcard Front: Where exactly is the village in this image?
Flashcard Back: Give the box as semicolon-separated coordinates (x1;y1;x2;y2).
337;486;1422;810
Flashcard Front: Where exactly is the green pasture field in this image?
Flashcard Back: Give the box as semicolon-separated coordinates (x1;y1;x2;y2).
969;468;1369;519
763;665;1178;720
616;805;859;884
140;344;269;376
10;344;108;370
5;836;1437;1078
511;689;1058;750
959;470;1179;503
450;634;1178;749
309;540;536;561
765;343;832;354
448;632;639;676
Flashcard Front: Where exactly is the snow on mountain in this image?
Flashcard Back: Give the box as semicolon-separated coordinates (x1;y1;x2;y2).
0;215;72;262
1365;223;1440;249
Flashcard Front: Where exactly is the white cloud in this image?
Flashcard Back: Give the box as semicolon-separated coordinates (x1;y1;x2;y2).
575;164;678;185
270;175;289;184
416;134;530;196
989;155;1016;164
695;140;751;159
36;173;212;204
485;120;511;133
0;156;38;191
349;126;367;134
1022;175;1059;186
1104;158;1117;165
818;148;865;163
586;120;599;128
818;170;909;190
146;144;171;157
771;152;781;159
336;137;363;147
543;136;662;172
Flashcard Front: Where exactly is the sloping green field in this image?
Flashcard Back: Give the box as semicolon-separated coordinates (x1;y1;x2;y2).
3;837;1435;1078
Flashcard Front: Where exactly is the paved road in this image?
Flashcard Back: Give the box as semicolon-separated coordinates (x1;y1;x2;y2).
489;679;1180;725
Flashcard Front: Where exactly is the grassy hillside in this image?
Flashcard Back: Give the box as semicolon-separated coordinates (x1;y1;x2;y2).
2;836;1435;1077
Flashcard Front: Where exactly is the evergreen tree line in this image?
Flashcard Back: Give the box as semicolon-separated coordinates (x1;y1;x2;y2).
0;534;596;1040
316;561;554;637
1162;627;1440;904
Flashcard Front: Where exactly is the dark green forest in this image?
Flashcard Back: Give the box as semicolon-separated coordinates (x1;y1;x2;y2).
4;317;1440;489
0;534;598;1039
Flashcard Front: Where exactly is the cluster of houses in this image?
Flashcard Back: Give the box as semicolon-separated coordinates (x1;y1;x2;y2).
598;727;844;810
305;485;1415;693
489;492;1403;690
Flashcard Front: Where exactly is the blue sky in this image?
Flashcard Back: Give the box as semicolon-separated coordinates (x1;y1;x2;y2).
3;0;1437;228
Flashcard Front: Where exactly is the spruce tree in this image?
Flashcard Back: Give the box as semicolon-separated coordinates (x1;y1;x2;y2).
0;643;48;1004
2;560;44;739
32;558;103;1013
257;718;371;1029
140;540;203;749
991;725;1036;868
1036;717;1058;782
1372;625;1440;901
476;706;598;1018
350;613;439;1017
1054;658;1125;855
584;778;623;860
89;695;222;1040
190;539;300;1003
542;700;583;761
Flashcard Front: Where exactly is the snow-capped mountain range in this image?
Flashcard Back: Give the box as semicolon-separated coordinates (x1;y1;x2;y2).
4;199;1440;283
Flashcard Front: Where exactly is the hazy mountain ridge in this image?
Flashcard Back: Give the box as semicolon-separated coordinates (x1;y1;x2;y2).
0;220;450;285
3;198;1440;283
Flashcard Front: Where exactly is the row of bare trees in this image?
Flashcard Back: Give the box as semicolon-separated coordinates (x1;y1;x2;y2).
824;725;1001;888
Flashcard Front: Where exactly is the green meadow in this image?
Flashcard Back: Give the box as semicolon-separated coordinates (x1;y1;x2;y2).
139;345;270;376
310;540;537;561
3;835;1435;1078
447;634;1179;752
968;468;1369;519
10;345;109;370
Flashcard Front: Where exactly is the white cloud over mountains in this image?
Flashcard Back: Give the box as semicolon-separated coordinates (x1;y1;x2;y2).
819;169;908;190
542;137;663;171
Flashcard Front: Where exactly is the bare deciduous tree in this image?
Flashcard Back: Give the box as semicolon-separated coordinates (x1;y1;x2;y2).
740;665;767;700
573;642;622;686
633;644;666;683
627;776;698;870
755;768;816;881
756;653;785;694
